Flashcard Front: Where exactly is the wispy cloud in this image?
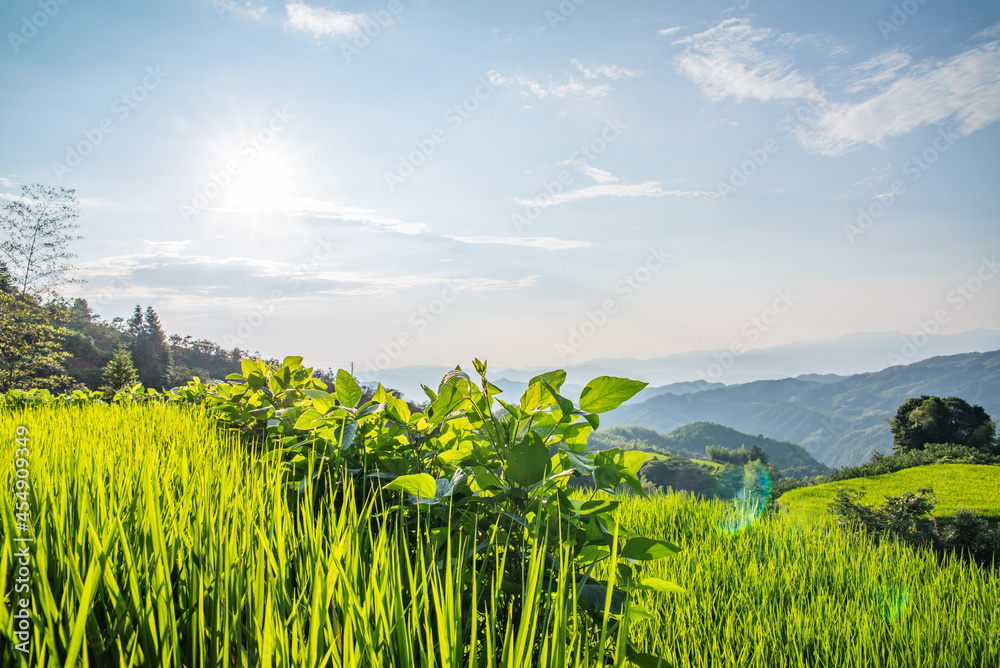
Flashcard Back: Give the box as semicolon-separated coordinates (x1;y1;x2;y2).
279;197;430;234
76;241;541;302
444;235;592;250
839;49;911;94
515;182;716;208
0;177;18;188
570;59;641;80
798;36;1000;155
284;1;367;39
491;59;638;100
560;160;622;184
658;27;681;36
675;18;824;103
216;0;268;20
677;18;1000;156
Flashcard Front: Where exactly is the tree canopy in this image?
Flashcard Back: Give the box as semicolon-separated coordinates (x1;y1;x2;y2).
890;395;997;455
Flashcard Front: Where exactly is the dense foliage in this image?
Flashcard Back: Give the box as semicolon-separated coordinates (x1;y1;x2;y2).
589;422;829;480
2;357;689;667
890;395;997;455
829;487;999;564
813;442;1000;484
605;351;1000;468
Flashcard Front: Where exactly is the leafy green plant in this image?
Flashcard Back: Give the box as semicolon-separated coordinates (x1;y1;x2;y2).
160;356;683;665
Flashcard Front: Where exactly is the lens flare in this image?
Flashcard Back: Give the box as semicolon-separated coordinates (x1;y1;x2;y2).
716;464;772;534
874;583;912;623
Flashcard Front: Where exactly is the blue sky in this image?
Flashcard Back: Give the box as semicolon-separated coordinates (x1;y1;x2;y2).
1;0;998;372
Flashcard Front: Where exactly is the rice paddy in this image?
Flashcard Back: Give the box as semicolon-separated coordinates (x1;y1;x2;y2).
1;404;996;667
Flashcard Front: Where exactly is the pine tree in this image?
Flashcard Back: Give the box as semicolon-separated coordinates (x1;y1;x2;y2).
144;306;172;389
101;346;139;395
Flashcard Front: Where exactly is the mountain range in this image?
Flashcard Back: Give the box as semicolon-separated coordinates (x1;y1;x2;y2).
602;350;1000;468
350;331;1000;469
586;422;831;479
353;329;1000;403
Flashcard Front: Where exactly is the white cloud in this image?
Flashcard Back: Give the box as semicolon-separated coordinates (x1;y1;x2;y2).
284;2;367;39
559;160;621;183
675;18;825;102
493;59;638;100
76;242;541;302
798;37;1000;155
515;182;716;208
840;49;912;94
0;177;18;188
215;0;268;20
676;18;1000;156
659;27;681;36
570;59;641;80
279;197;430;235
514;75;610;99
444;235;592;250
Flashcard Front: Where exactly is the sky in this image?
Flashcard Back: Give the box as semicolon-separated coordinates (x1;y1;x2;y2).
1;0;998;375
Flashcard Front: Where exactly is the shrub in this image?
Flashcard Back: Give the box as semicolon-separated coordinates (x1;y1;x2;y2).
829;487;999;565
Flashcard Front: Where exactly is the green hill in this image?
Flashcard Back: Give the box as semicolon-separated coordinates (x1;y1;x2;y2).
603;350;1000;468
779;464;1000;521
588;421;830;478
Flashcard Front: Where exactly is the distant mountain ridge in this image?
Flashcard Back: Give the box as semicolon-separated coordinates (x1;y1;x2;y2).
351;329;1000;402
587;422;831;478
602;350;1000;468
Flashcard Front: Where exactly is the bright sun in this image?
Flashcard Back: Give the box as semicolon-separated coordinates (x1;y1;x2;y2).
223;152;298;214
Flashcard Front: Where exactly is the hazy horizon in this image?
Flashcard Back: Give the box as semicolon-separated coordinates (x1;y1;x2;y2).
2;0;998;372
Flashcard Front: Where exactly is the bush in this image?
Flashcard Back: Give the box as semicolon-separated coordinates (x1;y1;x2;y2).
639;457;718;498
829;487;999;565
816;443;1000;484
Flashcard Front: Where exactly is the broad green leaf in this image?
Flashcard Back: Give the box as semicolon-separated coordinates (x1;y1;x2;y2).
282;355;304;370
623;450;646;475
579;376;648;413
385;473;436;498
620;537;681;561
505;438;551;487
578;580;627;615
440;369;471;394
528;369;567;392
304;390;337;413
335;369;362;408
637;578;686;594
384;394;411;425
293;409;325;431
625;643;674;668
562;423;593;450
628;605;656;622
428;383;465;425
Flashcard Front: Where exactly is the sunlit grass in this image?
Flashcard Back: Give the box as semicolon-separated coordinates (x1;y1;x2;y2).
779;464;1000;521
611;491;998;668
1;405;996;667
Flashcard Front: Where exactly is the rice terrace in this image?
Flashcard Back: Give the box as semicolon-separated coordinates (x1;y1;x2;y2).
2;0;1000;666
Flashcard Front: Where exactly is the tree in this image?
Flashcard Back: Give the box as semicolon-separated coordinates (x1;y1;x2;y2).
143;306;172;389
0;184;82;298
101;346;139;394
890;395;997;455
0;288;71;391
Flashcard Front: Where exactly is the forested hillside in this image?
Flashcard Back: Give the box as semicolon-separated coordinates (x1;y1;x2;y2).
588;421;830;478
603;350;1000;468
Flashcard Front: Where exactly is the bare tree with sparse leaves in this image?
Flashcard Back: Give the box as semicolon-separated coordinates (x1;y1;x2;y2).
0;183;83;299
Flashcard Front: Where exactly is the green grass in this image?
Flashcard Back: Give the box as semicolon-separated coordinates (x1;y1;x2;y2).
611;491;998;668
778;464;1000;522
2;406;997;667
687;459;724;471
0;405;629;667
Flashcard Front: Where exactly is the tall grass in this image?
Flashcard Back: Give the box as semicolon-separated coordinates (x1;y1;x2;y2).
2;405;996;667
613;492;998;668
0;405;629;667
